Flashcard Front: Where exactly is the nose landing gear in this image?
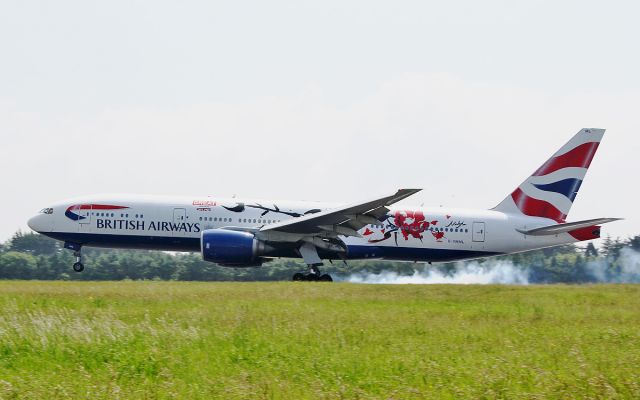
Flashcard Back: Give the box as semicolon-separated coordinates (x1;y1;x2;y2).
64;242;85;273
72;251;84;273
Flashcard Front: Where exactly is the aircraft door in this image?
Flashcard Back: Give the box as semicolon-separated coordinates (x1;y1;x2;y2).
173;208;187;237
78;205;92;232
472;222;485;242
78;206;91;223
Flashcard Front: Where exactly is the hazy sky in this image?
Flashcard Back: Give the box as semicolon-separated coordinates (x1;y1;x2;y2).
1;1;638;243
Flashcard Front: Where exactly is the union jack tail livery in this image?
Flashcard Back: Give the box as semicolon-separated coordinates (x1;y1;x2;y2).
493;128;605;222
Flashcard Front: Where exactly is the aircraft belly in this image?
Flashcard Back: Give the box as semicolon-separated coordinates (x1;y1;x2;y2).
343;232;499;262
42;231;201;252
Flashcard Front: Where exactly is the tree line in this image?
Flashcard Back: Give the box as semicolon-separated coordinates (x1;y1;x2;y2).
0;231;638;282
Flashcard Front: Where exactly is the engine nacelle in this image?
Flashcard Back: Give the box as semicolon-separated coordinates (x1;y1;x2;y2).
201;229;270;267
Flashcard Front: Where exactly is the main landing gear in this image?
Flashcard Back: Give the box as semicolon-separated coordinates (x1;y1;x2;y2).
292;264;333;282
64;242;84;272
293;242;333;282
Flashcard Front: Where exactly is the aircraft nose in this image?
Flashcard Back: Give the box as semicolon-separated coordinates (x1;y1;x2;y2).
27;215;40;232
28;214;49;233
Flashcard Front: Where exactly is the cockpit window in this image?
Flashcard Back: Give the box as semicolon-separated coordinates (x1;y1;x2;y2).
39;208;53;214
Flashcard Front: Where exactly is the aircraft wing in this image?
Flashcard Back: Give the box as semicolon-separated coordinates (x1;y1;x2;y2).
258;189;421;237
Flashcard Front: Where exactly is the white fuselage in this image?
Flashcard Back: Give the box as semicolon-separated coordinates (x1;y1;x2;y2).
28;194;582;264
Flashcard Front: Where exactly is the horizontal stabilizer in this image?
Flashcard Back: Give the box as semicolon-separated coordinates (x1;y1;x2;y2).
516;218;622;236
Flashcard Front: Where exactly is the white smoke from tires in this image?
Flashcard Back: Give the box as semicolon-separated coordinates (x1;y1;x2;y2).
341;249;640;285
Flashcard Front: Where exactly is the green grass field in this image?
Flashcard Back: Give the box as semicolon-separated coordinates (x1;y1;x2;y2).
0;282;638;399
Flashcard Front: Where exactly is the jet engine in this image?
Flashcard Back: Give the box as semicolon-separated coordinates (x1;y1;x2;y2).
201;229;272;267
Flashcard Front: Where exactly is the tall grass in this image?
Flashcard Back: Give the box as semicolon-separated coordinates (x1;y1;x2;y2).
0;281;638;399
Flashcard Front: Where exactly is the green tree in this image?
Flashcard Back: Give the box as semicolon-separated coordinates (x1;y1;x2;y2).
628;236;640;252
602;236;624;259
0;252;38;279
7;232;59;255
584;242;598;257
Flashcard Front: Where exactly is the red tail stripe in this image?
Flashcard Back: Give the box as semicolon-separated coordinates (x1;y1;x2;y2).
511;188;566;222
533;142;599;176
569;225;601;241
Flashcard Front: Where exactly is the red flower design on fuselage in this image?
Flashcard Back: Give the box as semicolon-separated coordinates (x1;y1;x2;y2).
392;210;446;242
394;210;429;240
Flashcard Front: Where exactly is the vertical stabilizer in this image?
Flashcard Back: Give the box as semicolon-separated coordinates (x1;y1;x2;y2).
492;128;605;222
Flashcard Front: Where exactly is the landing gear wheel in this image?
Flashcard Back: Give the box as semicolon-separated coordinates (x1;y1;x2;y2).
304;273;319;282
71;248;84;272
72;262;84;272
292;263;334;282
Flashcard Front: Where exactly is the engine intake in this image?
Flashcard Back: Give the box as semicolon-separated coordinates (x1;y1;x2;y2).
201;229;271;267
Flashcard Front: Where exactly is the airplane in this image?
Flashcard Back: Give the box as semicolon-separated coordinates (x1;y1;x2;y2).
27;128;620;281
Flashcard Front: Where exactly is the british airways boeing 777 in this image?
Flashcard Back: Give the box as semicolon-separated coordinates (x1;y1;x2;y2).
28;129;620;281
